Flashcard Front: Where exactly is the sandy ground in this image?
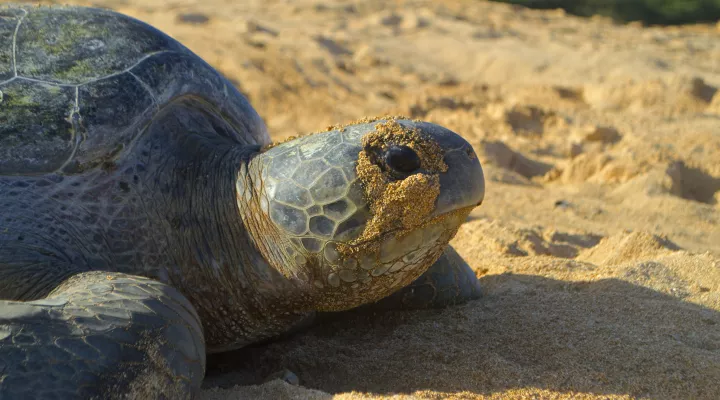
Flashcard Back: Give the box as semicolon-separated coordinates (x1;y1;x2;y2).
21;0;720;398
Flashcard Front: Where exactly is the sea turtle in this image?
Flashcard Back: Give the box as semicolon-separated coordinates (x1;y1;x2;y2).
0;5;485;399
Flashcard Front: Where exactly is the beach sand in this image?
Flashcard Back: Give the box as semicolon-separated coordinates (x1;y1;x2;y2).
27;0;720;398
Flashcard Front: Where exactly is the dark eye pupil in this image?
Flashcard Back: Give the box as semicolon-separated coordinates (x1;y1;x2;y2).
384;145;421;174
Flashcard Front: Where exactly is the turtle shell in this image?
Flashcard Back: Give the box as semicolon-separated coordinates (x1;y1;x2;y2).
0;5;269;175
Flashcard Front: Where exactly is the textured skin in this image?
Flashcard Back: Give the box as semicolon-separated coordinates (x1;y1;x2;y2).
372;246;482;309
0;5;485;399
0;272;205;400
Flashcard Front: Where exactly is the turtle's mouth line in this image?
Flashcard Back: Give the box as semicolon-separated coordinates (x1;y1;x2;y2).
349;205;471;249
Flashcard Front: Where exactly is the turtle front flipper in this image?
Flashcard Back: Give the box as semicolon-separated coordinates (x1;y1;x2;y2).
0;271;205;400
370;246;482;310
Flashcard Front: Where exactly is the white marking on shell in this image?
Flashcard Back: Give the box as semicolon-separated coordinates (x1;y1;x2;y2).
13;50;173;88
11;9;28;77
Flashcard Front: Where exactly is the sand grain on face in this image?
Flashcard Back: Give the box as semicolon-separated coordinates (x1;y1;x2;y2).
349;118;447;256
29;0;720;399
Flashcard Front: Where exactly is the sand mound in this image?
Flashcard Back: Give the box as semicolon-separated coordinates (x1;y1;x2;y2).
577;231;680;266
583;76;717;115
30;0;720;398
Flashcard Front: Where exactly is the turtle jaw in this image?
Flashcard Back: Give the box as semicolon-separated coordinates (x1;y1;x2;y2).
307;205;474;311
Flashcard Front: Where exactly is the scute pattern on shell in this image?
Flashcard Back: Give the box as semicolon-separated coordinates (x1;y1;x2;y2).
0;5;268;176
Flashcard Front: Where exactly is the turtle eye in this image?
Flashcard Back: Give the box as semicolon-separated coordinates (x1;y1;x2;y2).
384;145;421;174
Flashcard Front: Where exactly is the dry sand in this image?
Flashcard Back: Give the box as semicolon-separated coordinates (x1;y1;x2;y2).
26;0;720;398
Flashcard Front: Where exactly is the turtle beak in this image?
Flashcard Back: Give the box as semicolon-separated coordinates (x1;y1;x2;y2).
433;143;485;217
410;122;485;217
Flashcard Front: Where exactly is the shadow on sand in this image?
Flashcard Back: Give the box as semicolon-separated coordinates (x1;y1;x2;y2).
204;273;720;399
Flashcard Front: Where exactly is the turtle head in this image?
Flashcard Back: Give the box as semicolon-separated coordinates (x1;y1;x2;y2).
242;118;484;311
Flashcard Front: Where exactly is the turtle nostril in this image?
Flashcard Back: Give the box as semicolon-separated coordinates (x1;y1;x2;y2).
384;145;421;174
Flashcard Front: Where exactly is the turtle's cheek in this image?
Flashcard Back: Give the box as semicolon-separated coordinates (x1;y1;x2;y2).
432;144;485;217
377;211;464;265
